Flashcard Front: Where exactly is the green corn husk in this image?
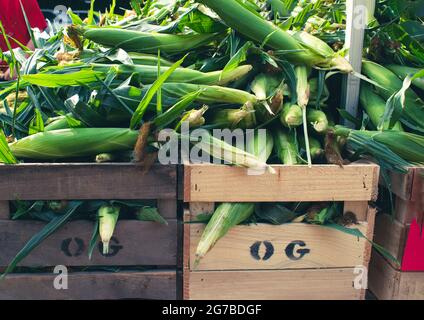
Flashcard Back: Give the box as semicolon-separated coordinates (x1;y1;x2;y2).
299;136;323;159
246;129;274;164
335;126;424;171
81;27;218;53
9;128;138;160
180;105;209;129
362;60;424;129
307;109;329;133
161;83;259;105
210;102;256;129
185;131;272;172
360;84;403;131
128;52;173;66
44;116;70;131
273;127;299;165
198;0;352;72
250;73;282;101
194;202;255;267
280;103;303;128
98;205;120;255
387;65;424;91
309;78;329;106
93;64;252;85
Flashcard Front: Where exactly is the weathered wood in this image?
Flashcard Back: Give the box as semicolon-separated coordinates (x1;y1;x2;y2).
394;197;419;225
184;164;379;202
389;167;422;201
0;270;176;300
344;201;369;222
369;251;424;300
188;202;215;218
373;214;408;267
0;220;177;267
157;199;177;219
189;222;369;271
186;268;362;300
0;164;176;200
0;201;9;220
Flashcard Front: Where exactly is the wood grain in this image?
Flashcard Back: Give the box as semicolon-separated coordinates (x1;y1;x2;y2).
369;251;424;300
0;220;177;267
184;164;379;202
0;270;176;300
186;268;362;300
0;164;176;200
344;201;369;222
373;214;408;267
189;223;369;271
388;167;422;201
0;201;9;220
157;199;177;219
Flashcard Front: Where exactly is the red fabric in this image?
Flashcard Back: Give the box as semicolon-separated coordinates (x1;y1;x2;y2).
0;0;47;69
401;219;424;271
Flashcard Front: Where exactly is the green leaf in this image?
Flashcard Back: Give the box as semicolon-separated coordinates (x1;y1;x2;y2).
0;130;17;164
136;207;168;225
130;54;188;129
222;41;253;74
2;201;83;277
19;0;37;49
255;203;296;225
22;70;105;88
153;90;202;129
87;0;96;25
67;8;84;25
379;70;424;130
88;220;99;260
28;108;44;135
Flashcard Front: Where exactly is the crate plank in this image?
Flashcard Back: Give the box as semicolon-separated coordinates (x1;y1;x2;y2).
157;199;177;219
184;164;379;202
344;201;369;222
369;251;424;300
0;270;176;300
373;214;408;267
185;269;362;300
189;223;369;271
394;197;418;225
0;164;176;200
389;167;423;201
0;201;9;220
0;220;177;267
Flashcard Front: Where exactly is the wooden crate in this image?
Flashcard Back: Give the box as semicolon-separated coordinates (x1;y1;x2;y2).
0;164;179;300
183;163;379;300
369;251;424;300
387;167;423;225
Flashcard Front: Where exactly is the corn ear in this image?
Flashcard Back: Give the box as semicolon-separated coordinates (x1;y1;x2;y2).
210;102;256;129
307;109;329;133
386;65;424;91
81;26;218;54
273;127;299;165
93;64;252;86
360;83;403;131
194;203;255;267
280;103;303;128
98;205;120;255
246;129;274;163
9;128;138;160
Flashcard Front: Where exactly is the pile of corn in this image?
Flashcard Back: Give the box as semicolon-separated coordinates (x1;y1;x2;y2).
0;0;422;266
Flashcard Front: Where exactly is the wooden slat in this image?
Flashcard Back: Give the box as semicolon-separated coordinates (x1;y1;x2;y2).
394;197;418;225
186;269;362;300
0;164;176;200
344;201;369;222
369;251;400;300
0;220;177;267
0;201;9;220
184;164;379;202
157;199;177;219
389;167;420;201
373;214;408;267
369;251;424;300
0;270;176;300
189;223;369;271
